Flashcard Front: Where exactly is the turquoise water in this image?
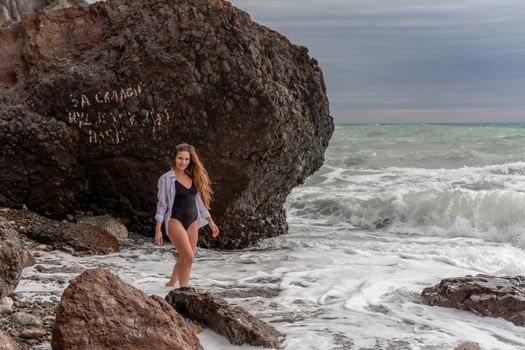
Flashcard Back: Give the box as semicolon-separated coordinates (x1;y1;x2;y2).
327;123;525;169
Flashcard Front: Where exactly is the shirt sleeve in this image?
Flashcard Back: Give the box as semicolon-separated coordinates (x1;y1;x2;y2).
196;192;211;220
155;176;168;223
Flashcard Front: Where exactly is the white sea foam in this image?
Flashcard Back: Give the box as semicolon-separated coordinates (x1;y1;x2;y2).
287;159;525;247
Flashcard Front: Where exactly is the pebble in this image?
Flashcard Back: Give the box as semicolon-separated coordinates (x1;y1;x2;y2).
0;297;13;308
37;244;48;250
0;318;8;325
19;327;46;339
9;312;43;327
33;251;50;258
0;305;13;316
192;320;202;334
14;300;29;308
8;292;24;301
43;315;55;322
59;256;69;265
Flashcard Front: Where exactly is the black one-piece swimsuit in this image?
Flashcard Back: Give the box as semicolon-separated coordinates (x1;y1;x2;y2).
171;179;198;230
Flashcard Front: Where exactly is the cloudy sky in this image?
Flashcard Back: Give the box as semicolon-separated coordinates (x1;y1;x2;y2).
229;0;525;123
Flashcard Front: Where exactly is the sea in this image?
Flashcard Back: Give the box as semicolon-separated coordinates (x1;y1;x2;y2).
17;123;525;350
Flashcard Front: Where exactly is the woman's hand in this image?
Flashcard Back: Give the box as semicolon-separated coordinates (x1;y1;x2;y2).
155;230;164;246
210;221;219;238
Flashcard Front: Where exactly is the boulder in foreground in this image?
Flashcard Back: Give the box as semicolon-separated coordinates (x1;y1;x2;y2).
422;275;525;326
0;209;119;256
52;267;202;350
165;287;282;348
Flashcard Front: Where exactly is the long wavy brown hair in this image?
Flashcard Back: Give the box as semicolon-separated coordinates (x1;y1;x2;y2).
173;143;213;209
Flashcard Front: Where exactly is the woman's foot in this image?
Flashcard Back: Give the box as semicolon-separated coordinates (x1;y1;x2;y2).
165;279;177;287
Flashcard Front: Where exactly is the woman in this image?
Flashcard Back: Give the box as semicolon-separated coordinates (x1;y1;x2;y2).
155;143;219;287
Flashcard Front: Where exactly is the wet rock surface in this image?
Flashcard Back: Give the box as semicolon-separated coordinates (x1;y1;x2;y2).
0;217;24;299
165;287;282;348
422;275;525;326
0;208;119;256
0;0;333;249
52;267;202;350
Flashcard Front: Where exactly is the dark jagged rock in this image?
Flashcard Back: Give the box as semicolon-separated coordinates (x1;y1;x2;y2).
165;288;282;348
52;268;202;350
0;217;24;299
0;208;119;256
0;0;333;248
422;275;525;326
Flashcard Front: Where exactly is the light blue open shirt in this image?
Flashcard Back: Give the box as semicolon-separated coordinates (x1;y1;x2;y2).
155;169;211;236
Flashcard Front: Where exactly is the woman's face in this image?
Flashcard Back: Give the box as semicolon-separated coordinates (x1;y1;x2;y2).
175;151;191;171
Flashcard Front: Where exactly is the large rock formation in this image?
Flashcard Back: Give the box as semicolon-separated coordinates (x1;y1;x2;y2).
422;275;525;326
0;0;333;248
0;208;119;256
52;267;202;350
165;287;282;348
0;217;24;299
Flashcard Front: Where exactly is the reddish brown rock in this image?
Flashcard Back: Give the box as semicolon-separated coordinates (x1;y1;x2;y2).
0;208;119;256
422;275;525;326
0;217;24;299
0;330;20;350
0;0;333;249
165;288;282;348
52;268;202;350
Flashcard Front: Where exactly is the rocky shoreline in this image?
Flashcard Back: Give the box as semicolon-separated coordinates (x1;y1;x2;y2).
0;294;57;350
0;208;520;350
0;208;283;349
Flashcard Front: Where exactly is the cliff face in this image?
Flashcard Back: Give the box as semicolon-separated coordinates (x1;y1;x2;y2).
0;0;334;248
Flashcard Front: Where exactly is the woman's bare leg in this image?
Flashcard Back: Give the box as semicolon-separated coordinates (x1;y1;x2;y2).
187;220;199;255
165;220;200;287
167;219;194;287
166;261;181;287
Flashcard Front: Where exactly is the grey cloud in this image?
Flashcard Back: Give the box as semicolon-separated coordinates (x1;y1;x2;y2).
230;0;525;123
